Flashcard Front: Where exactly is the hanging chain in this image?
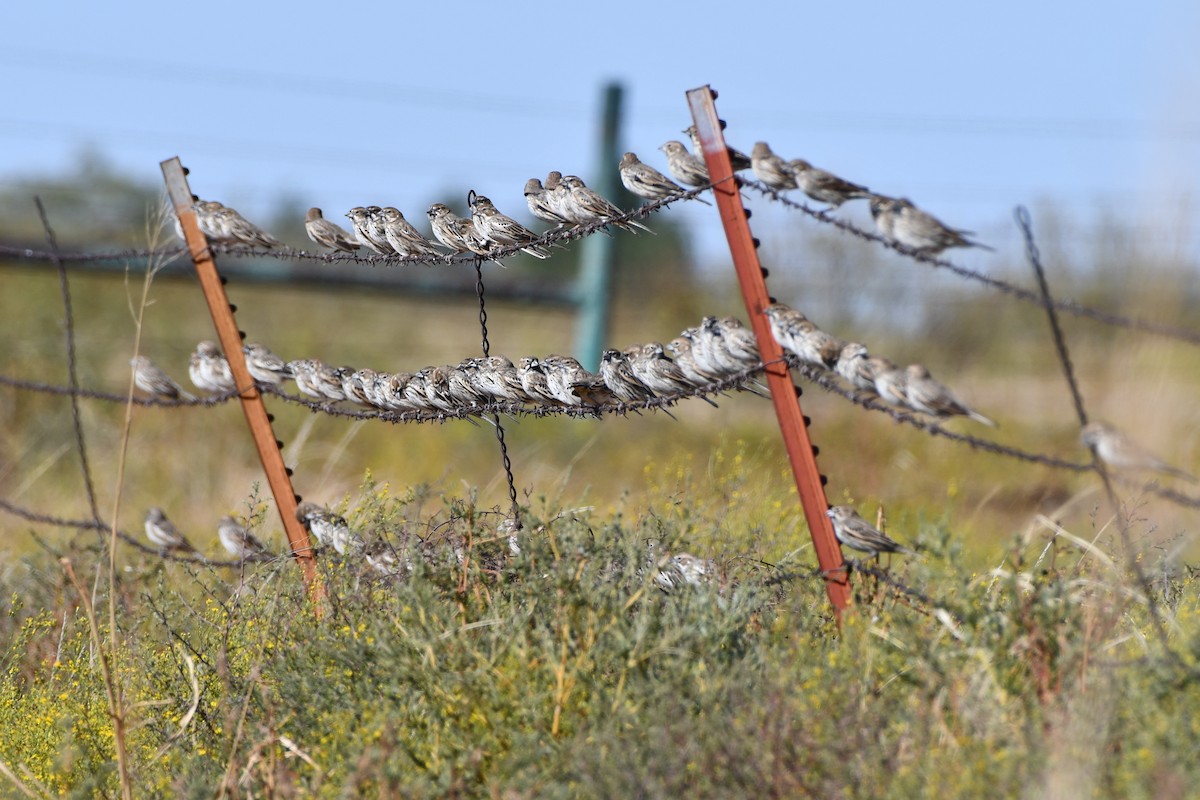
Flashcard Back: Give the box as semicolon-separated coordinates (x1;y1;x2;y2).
475;259;522;529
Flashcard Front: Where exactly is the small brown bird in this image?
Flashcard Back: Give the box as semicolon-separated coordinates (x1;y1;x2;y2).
144;507;198;553
683;124;751;171
1081;421;1196;481
618;152;710;205
826;505;915;559
217;515;270;560
870;195;991;255
131;355;194;401
750;142;797;191
305;207;361;253
659;140;710;187
903;364;995;427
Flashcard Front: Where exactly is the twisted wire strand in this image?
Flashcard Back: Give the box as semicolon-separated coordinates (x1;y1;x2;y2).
740;180;1200;347
0;183;718;269
0;497;277;568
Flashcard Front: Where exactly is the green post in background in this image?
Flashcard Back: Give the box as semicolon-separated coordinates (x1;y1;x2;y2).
572;82;624;371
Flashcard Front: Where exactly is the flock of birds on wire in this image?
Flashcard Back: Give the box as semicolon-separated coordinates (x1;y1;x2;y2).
174;125;992;260
148;124;1196;572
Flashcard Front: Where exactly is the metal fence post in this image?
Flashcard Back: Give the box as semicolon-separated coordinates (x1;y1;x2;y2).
685;87;851;614
160;157;322;604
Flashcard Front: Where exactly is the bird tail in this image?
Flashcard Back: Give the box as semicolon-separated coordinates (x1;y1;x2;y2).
968;409;998;427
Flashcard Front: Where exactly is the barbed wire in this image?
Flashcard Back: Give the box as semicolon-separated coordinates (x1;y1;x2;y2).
0;374;240;406
740;180;1200;347
0;183;719;269
0;497;273;568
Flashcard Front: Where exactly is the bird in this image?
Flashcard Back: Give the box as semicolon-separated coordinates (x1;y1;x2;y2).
1080;421;1196;481
833;343;877;392
869;195;991;255
559;175;654;235
523;178;571;228
516;358;561;406
427;203;500;261
867;357;908;406
144;507;197;554
903;364;996;426
683;124;752;171
304;208;360;253
750;142;797;191
217;515;270;560
826;506;915;559
211;204;283;249
345;207;386;254
599;349;657;402
471;356;530;405
666;336;722;386
469;195;550;259
659;140;710;187
380;207;444;258
295;502;364;555
288;359;326;400
243;343;292;387
654;552;716;591
364;206;400;254
630;343;719;407
542;172;581;225
192;200;230;241
618;152;710;205
786;160;871;208
188;341;236;394
131;355;194;401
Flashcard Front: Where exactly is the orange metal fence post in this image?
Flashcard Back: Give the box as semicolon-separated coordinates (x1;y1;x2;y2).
160;157;322;603
686;87;851;614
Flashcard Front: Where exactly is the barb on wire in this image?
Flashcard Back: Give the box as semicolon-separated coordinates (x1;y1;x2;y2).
36;197;101;526
741;180;1200;347
1018;206;1189;674
0;497;276;568
0;374;239;406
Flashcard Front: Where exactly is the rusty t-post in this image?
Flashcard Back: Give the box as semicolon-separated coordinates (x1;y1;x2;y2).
685;87;851;614
160;157;322;603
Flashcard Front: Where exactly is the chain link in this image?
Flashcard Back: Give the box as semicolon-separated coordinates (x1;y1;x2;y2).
474;259;522;529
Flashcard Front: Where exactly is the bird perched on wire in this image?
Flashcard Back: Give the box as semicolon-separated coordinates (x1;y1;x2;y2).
144;507;198;554
559;175;654;235
618;152;710;205
786;159;871;208
764;305;843;369
750;142;797;191
683;124;752;171
295;502;364;555
866;357;908;406
131;355;195;401
659;140;710;187
469;195;550;259
217;515;270;560
826;505;915;559
210;203;283;249
869;195;992;255
427;203;501;262
243;343;292;387
523;178;572;228
345;207;387;254
542;172;581;226
304;208;360;253
599;349;657;402
189;341;236;394
1080;421;1196;481
191;200;230;241
903;364;996;427
380;207;444;258
630;343;719;408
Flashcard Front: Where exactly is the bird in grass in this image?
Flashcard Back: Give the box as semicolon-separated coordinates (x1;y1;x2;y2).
618;152;710;205
786;159;871;208
869;195;992;255
304;208;360;253
469;195;550;259
1080;421;1196;482
903;364;996;427
826;505;915;559
188;341;236;394
750;142;797;191
295;502;364;554
131;355;194;401
144;507;198;554
243;343;292;387
217;516;270;560
683;124;752;171
659;140;710;187
654;552;717;591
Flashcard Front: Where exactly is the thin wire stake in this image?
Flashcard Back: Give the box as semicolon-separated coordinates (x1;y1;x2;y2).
1016;205;1187;674
474;260;522;528
36;197;101;526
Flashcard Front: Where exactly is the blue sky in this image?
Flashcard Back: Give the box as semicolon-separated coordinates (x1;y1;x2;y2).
2;0;1197;264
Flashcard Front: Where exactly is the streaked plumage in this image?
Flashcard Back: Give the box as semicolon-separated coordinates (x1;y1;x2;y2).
827;505;914;559
305;207;360;253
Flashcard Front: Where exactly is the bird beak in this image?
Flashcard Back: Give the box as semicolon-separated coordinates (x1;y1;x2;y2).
825;509;835;518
